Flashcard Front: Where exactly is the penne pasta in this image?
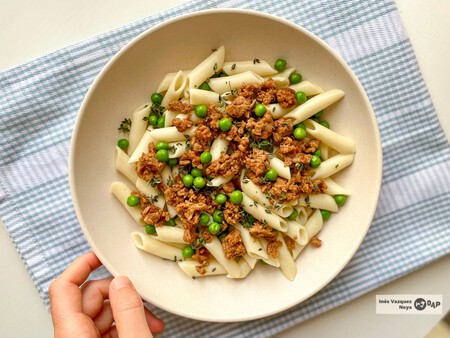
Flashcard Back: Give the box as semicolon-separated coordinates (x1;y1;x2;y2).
149;126;197;142
208;71;265;94
270;157;291;180
286;221;309;246
135;178;165;210
305;119;356;154
189;88;221;105
233;223;268;260
297;194;338;212
161;70;188;107
131;232;183;261
209;136;229;162
155;226;187;244
289;80;324;96
128;105;150;155
115;146;139;183
157;70;191;93
276;232;297;281
241;193;288;232
128;128;154;163
187;46;225;91
110;182;145;225
312;154;354;179
178;259;227;278
204;237;241;278
324;177;352;196
222;60;277;76
304;209;324;238
284;89;345;124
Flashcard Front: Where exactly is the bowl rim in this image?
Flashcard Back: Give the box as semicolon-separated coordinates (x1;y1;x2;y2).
69;7;383;322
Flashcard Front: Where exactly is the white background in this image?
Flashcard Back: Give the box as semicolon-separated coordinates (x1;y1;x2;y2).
0;1;449;337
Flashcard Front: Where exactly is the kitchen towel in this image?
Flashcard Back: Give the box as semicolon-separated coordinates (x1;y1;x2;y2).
1;0;450;337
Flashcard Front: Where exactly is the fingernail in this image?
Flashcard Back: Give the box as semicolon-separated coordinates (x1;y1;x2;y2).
111;276;133;291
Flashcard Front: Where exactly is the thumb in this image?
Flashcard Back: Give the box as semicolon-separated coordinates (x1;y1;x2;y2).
109;276;153;338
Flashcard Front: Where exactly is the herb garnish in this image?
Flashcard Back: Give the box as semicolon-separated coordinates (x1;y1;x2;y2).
118;118;132;133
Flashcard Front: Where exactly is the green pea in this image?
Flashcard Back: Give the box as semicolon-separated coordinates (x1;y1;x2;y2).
156;149;169;162
293;127;307;140
213;210;224;223
274;58;287;72
182;245;194;259
287;209;299;221
215;193;227;205
148;114;158;126
155;141;169;151
191;168;203;177
320;209;331;220
334;195;347;207
195;104;208;118
295;91;307;104
199;82;211;91
157;116;165;128
289;72;302;84
254;103;267;117
200;151;213;164
145;224;156;235
199;212;211;226
265;168;278;182
218;117;232;132
313;148;322;158
294;122;306;130
314;110;324;118
310;155;321;168
151;92;163;105
319;120;330;129
193;176;206;189
166;158;178;166
164;218;176;227
230;190;243;204
310;116;320;123
182;174;194;187
208;222;221;235
126;195;140;207
117;139;129;150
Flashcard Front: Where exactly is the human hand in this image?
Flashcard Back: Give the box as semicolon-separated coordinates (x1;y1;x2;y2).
49;252;165;337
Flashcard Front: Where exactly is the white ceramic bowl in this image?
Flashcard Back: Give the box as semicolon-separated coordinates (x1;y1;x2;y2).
69;9;382;322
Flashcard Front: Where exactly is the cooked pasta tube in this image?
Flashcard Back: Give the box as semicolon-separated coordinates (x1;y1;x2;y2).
267;103;295;119
161;70;187;107
135;178;165;210
227;258;253;279
284;89;345;124
233;223;268;260
312;154;354;179
157;70;191;93
304;209;323;238
209;136;229;162
324;177;351;196
189;88;221;105
149;126;197;142
270;157;291;180
187;46;225;91
208;71;265;94
286;221;309;246
178;259;227;278
289;81;324;96
155;226;187;244
305;119;356;154
115;146;139;183
241;193;288;232
240;179;294;219
168;140;188;159
277;232;297;281
204;237;241;278
131;232;183;261
208;175;232;187
128;127;154;163
110;182;144;225
128;105;150;155
259;238;280;267
297;194;338;212
242;253;258;269
294;206;309;225
222;60;277;76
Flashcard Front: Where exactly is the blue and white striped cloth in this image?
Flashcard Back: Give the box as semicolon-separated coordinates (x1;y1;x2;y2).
1;0;450;337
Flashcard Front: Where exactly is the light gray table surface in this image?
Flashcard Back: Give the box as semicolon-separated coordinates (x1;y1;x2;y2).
1;1;449;337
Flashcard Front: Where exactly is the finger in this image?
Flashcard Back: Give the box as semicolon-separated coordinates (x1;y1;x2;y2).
93;301;114;335
49;252;102;316
102;326;119;338
81;277;113;318
144;307;165;334
109;276;152;338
